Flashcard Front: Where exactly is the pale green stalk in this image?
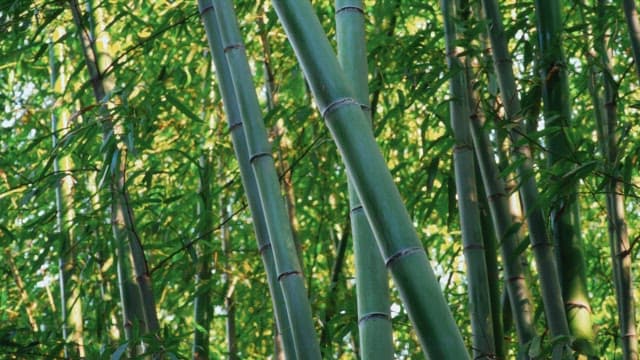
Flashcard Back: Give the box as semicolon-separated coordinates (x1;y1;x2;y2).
197;1;300;358
335;1;394;359
271;0;469;358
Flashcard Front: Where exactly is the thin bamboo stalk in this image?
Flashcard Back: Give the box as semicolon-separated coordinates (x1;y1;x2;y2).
197;1;298;358
442;1;496;357
533;0;596;354
591;7;638;357
479;0;572;351
49;33;85;359
271;0;469;358
209;2;321;357
193;154;214;360
69;0;159;337
623;0;640;79
335;1;394;359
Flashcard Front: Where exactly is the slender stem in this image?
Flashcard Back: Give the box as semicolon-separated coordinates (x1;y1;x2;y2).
442;0;496;357
335;1;394;359
49;33;85;359
197;1;302;358
591;5;638;357
623;0;640;79
479;0;572;350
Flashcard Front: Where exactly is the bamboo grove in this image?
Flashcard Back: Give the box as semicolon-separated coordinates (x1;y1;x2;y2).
1;0;639;358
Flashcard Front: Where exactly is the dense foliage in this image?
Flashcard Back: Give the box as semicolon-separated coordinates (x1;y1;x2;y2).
1;0;638;358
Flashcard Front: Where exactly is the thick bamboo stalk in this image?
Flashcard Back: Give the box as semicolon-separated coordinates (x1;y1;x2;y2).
479;0;572;351
69;0;159;337
197;1;299;358
591;9;638;357
49;33;86;359
209;2;321;357
442;1;496;357
623;0;640;79
335;1;394;359
533;0;596;354
271;0;469;358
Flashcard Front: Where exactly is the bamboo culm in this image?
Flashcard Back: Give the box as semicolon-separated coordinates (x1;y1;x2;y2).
335;1;394;359
198;0;314;358
271;0;469;358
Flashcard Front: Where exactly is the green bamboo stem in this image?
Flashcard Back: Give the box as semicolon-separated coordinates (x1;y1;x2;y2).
470;116;537;348
442;1;496;357
209;2;321;357
590;9;638;357
335;1;394;359
533;0;596;354
69;0;159;337
193;154;214;360
271;0;469;358
623;0;640;79
479;0;572;350
49;35;86;359
197;1;299;358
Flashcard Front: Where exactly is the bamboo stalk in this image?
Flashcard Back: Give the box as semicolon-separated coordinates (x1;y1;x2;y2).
197;1;299;358
590;6;638;357
49;32;86;359
479;0;572;352
271;0;469;358
533;0;596;354
208;2;321;357
442;1;496;357
193;154;214;360
69;0;159;338
335;1;394;359
623;0;640;79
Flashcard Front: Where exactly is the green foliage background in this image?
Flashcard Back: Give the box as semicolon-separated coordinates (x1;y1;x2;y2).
1;0;638;358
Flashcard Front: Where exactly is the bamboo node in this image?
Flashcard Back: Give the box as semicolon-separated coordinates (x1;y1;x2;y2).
336;5;365;15
463;243;485;251
224;43;244;53
565;301;592;313
198;4;214;16
228;121;243;131
258;242;272;254
277;270;301;281
350;205;364;214
249;152;272;163
358;312;390;325
384;246;424;267
321;97;358;119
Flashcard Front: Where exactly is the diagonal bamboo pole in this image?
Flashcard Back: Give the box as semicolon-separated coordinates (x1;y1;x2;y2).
198;0;314;358
271;0;469;358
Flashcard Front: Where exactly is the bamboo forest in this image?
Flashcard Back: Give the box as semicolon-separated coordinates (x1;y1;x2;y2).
1;0;640;358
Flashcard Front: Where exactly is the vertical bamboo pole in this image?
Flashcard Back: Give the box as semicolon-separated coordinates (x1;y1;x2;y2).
442;0;496;357
335;1;394;359
49;31;85;359
69;0;159;338
479;0;572;353
533;0;596;354
591;4;638;357
623;0;640;79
